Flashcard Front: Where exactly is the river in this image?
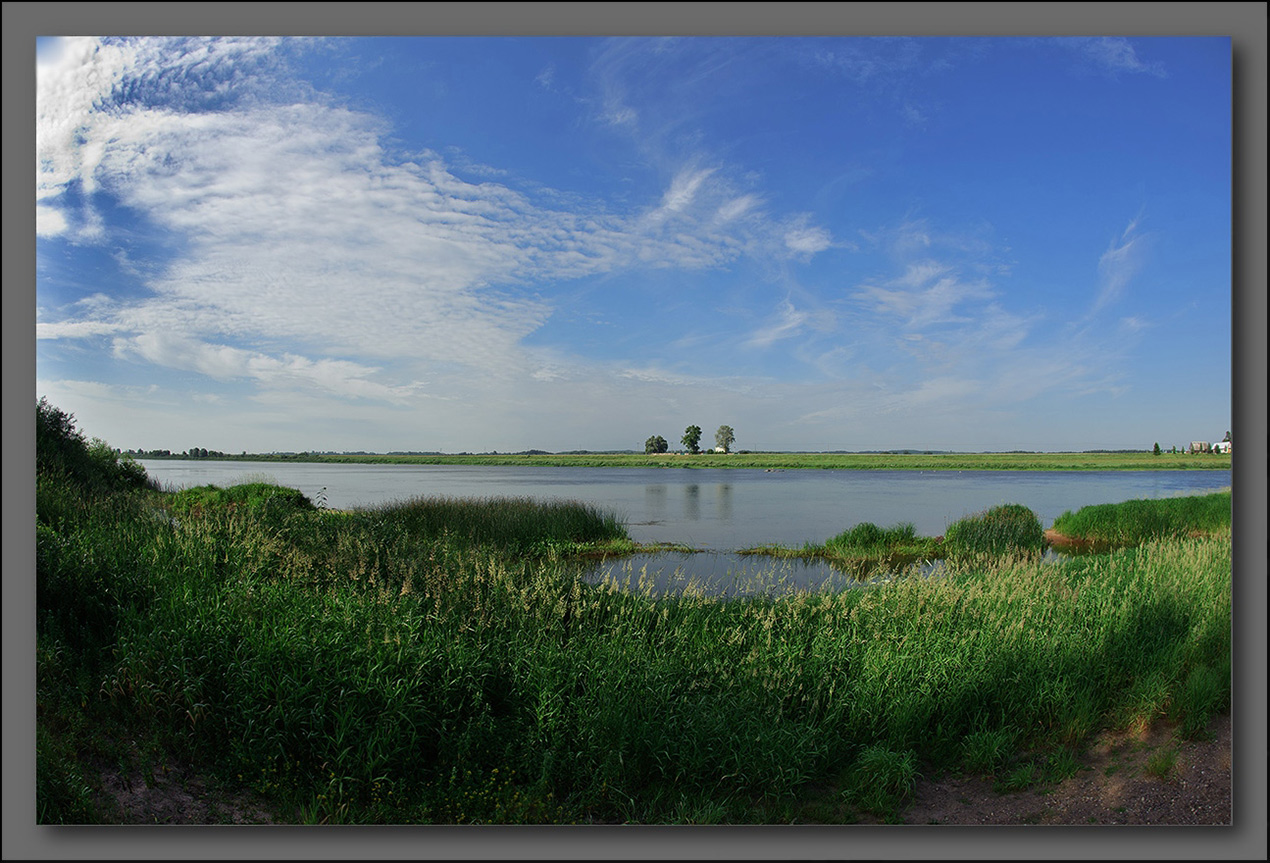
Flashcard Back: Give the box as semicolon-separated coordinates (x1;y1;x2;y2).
138;460;1229;597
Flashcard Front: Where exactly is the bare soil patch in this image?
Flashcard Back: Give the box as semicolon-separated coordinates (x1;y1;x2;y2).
876;711;1231;826
90;750;278;825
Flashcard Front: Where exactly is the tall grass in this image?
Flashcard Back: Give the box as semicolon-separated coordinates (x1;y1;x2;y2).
1050;491;1231;545
39;486;1230;823
356;494;627;555
943;503;1045;557
36;401;1232;824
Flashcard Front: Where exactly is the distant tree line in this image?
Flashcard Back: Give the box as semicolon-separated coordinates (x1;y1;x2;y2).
127;447;230;459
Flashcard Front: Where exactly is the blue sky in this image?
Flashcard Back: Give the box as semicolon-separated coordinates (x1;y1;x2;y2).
35;35;1232;454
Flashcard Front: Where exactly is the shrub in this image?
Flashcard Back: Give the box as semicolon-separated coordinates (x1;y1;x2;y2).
943;504;1043;556
36;397;153;493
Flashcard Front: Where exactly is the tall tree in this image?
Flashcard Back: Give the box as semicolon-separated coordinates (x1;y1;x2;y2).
681;425;702;454
715;425;735;454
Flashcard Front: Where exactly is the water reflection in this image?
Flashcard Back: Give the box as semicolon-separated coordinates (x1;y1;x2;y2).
716;483;732;522
683;484;700;521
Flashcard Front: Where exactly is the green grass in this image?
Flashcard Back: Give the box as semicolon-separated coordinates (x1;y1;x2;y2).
35;400;1234;825
171;482;317;516
148;450;1233;471
944;503;1045;557
1050;491;1231;546
1145;746;1179;779
742;521;944;577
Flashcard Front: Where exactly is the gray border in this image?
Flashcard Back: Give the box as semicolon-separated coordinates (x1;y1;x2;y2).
6;2;1265;860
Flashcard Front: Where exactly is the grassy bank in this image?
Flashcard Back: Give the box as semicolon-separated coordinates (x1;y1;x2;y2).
1051;490;1232;546
148;450;1233;471
37;402;1232;824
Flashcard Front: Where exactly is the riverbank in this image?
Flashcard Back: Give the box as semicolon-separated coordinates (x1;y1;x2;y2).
37;401;1232;826
139;450;1233;471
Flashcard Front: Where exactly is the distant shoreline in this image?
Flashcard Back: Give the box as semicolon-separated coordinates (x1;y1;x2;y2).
134;451;1234;472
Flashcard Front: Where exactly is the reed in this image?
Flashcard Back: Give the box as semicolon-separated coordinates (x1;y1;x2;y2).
943;503;1045;557
1050;490;1231;545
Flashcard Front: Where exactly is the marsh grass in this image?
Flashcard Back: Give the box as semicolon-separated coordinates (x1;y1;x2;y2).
35;404;1233;824
355;494;626;556
38;479;1232;824
1050;491;1231;546
171;482;317;516
740;520;944;578
943;503;1045;557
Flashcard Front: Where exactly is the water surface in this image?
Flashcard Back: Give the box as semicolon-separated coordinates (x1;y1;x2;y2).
139;460;1230;550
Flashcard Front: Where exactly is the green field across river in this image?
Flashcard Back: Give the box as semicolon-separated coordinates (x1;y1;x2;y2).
171;450;1233;471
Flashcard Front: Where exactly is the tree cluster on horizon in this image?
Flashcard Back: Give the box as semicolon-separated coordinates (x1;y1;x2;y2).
644;424;735;455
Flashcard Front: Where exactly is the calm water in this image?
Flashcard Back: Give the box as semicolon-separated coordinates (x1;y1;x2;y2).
139;460;1230;597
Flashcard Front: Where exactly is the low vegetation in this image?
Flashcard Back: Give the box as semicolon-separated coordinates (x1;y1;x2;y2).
36;400;1232;824
145;450;1233;471
741;521;943;577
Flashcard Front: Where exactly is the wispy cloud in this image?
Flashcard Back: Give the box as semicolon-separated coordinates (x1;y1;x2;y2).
783;218;833;258
745;299;812;348
38;38;829;407
114;331;421;404
1093;215;1149;314
852;262;994;329
1066;37;1167;79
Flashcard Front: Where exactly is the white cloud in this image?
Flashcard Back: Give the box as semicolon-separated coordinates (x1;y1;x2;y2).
37;320;124;340
38;37;832;399
1093;217;1148;313
784;224;833;257
745;299;811;348
1072;37;1167;79
114;331;419;404
852;264;994;328
715;195;758;223
36;204;69;238
659;167;715;213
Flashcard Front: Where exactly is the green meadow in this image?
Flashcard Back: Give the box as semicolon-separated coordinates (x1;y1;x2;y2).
155;450;1231;471
37;401;1232;824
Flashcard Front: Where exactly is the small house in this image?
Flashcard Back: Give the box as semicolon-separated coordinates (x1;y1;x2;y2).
1213;440;1231;454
